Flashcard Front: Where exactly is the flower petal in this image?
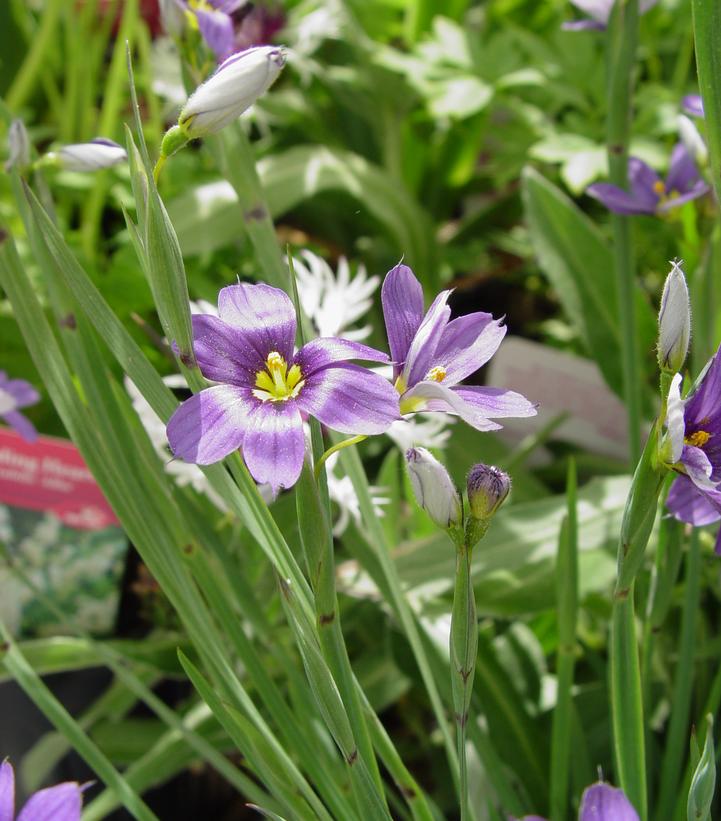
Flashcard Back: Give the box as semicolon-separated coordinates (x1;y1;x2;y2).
432;313;505;384
296;363;400;434
0;761;14;821
294;337;389;377
191;314;263;385
666;476;721;526
683;94;705;118
628;157;663;208
167;385;255;465
685;344;721;431
4;379;40;408
403;291;452;387
3;410;38;443
562;18;606;29
195;6;235;62
666;372;686;463
218;282;296;362
452;386;538;419
682;444;716;491
586;182;655;215
381;263;426;376
402;381;502;432
665;142;698;194
17;782;83;821
242;401;305;491
657;180;710;212
579;783;639;821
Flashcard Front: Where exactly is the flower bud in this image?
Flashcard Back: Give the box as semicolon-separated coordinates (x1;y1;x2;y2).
5;119;30;172
466;464;511;521
687;716;715;821
405;447;462;530
49;138;127;172
178;46;286;139
657;260;691;373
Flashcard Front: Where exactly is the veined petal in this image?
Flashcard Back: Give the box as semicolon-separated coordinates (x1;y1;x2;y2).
452;386;538;419
167;385;255;465
3;410;38;443
294;337;389;377
682;444;716;491
667;476;721;526
685;344;721;429
579;783;639;821
402;381;502;432
17;782;83;821
628;157;663;208
0;761;14;821
218;282;296;361
433;313;505;384
5;379;40;408
381;263;425;375
403;291;452;388
296;363;400;434
666;372;686;463
657;180;710;212
666;142;698;194
195;6;235;61
191;314;263;385
242;401;305;491
587;182;655;215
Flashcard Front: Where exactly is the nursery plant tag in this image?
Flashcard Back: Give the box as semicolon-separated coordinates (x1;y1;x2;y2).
486;337;629;460
0;429;126;637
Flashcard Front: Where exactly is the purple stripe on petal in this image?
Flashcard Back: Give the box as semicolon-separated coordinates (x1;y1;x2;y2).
296;363;400;434
579;783;639;821
167;385;255;465
452;386;538;419
192;314;264;386
294;337;389;377
681;444;716;491
667;476;721;526
403;291;452;388
683;94;705;118
0;761;14;821
5;379;40;408
586;182;655;215
381;264;425;376
218;283;296;362
666;143;700;194
17;782;83;821
242;401;304;491
402;381;502;432
433;313;505;385
3;410;38;443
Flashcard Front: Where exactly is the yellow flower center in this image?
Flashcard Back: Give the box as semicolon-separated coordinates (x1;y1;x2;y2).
685;430;711;448
653;180;666;196
253;351;304;402
425;365;447;383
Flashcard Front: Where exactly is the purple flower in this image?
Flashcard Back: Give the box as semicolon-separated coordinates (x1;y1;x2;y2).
563;0;657;31
665;346;721;552
510;781;639;821
167;282;400;492
586;143;710;215
0;759;83;821
0;371;40;442
381;264;536;432
683;94;705;119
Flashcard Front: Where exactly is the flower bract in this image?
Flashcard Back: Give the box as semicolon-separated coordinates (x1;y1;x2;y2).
167;282;400;491
381;263;536;432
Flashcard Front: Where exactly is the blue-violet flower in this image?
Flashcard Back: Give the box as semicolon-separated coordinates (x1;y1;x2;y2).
563;0;657;31
0;759;83;821
0;372;39;443
512;780;639;821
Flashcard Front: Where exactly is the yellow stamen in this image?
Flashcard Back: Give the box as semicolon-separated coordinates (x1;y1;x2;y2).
253;352;304;402
653;180;666;196
685;430;711;448
394;375;407;395
425;365;447;383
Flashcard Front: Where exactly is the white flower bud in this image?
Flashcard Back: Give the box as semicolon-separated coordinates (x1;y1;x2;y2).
678;114;708;167
51;138;127;172
178;46;286;139
6;119;30;171
405;447;462;530
658;260;691;373
466;464;511;521
159;0;186;38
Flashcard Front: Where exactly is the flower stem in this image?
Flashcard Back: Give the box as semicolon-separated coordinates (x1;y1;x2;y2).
606;0;642;463
315;434;367;480
450;540;477;821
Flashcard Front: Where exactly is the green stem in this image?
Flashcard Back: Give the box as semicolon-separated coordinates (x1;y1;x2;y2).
450;541;477;821
606;0;641;463
316;434;367;479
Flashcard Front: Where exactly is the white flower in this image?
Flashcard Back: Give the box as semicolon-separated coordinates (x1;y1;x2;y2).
385;413;454;452
52;138;127;172
658;260;691;373
293;250;380;340
179;46;286;138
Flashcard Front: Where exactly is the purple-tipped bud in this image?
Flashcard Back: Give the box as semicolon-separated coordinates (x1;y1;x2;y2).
579;782;639;821
405;447;462;529
658;260;691;373
466;463;511;521
51;138;127;172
